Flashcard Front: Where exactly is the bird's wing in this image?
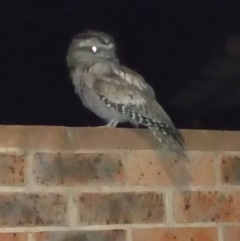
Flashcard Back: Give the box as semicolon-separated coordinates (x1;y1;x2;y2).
94;73;185;152
94;69;173;123
117;65;156;97
94;74;148;106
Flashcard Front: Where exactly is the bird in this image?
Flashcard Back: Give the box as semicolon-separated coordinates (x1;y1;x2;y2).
66;30;188;161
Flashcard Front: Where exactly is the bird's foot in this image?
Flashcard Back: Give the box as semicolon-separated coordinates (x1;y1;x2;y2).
98;119;119;128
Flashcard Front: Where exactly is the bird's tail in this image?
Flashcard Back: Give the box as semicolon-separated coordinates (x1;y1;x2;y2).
147;122;189;162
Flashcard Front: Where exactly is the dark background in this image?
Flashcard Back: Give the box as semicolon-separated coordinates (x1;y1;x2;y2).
0;0;240;130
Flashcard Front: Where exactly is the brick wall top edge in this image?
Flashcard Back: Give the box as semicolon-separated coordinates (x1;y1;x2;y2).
0;125;239;151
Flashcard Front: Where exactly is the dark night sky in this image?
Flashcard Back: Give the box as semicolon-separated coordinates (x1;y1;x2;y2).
0;0;240;130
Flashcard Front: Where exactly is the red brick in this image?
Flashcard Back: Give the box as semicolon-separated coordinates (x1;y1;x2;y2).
174;191;240;223
223;226;240;241
220;155;240;185
35;230;126;241
126;151;215;186
67;127;240;151
0;233;27;241
1;126;240;151
66;127;160;150
33;152;124;186
24;126;67;150
0;126;23;148
0;193;67;227
1;125;240;151
0;153;25;186
183;130;240;151
77;192;164;225
0;126;66;150
132;227;217;241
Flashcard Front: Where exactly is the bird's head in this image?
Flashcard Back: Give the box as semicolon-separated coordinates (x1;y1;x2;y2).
67;30;118;68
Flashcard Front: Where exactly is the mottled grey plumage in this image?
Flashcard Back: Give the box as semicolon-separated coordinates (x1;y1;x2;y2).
67;30;187;160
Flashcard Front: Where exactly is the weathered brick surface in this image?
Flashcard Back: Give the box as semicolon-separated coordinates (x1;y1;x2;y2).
35;230;126;241
0;126;23;149
220;155;240;185
67;128;240;151
174;191;240;223
182;130;240;151
0;126;239;241
66;127;160;150
0;193;67;226
0;153;25;185
132;227;217;241
0;233;27;241
77;192;164;225
1;125;240;151
126;151;215;186
223;226;240;241
33;152;124;186
0;125;66;150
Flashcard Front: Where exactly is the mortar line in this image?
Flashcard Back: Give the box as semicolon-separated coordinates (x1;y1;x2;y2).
67;190;78;229
0;222;222;233
214;153;222;189
25;151;35;191
218;224;224;241
165;188;175;226
126;226;133;241
28;232;35;241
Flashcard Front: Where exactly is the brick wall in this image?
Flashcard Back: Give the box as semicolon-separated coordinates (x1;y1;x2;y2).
0;125;239;241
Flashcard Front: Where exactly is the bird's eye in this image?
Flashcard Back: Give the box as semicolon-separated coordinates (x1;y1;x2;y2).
91;46;97;53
